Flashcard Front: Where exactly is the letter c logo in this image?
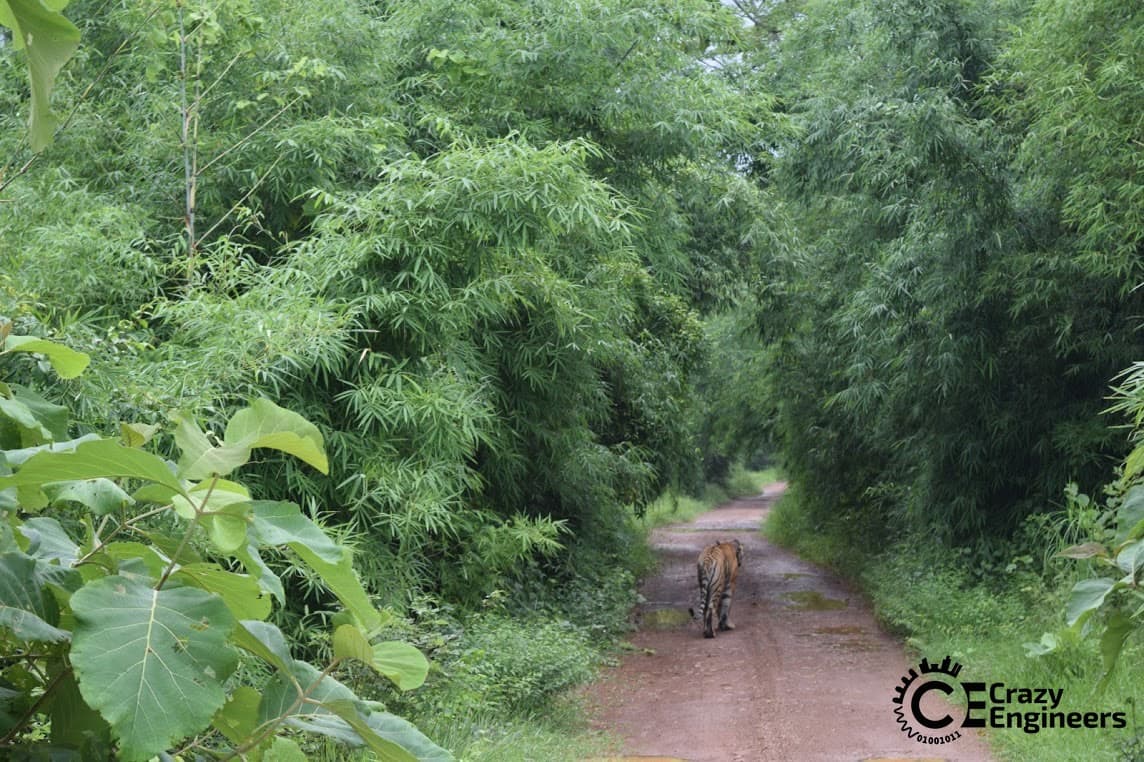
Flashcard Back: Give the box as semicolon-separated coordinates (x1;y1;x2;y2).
911;680;954;730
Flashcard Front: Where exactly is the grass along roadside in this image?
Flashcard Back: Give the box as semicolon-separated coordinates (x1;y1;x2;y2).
764;486;1144;761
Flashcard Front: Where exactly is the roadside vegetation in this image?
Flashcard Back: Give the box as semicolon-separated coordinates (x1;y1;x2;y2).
2;0;1142;759
759;0;1144;758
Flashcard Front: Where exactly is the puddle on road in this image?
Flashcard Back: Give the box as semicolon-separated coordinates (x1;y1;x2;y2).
640;608;693;629
813;625;864;636
783;590;847;610
803;624;880;652
781;572;811;580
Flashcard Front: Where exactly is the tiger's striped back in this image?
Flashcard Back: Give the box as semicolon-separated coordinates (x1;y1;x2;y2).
691;539;743;638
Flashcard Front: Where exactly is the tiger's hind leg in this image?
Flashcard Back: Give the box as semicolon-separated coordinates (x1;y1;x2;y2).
717;589;735;631
702;581;720;638
702;595;718;638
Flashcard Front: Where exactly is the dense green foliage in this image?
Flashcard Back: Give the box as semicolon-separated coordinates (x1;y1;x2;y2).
753;1;1144;756
0;335;447;760
1;0;765;757
748;0;1144;543
1;0;761;608
4;0;1144;757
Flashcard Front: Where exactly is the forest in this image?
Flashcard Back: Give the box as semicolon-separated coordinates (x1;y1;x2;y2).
0;0;1141;759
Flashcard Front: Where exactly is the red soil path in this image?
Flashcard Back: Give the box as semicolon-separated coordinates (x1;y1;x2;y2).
582;484;995;762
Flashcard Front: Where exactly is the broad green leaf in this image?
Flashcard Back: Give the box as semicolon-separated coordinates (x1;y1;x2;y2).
2;335;89;378
235;543;285;603
1066;577;1117;627
1118;485;1144;543
1116;539;1144;581
263;736;309;762
371;641;430;691
258;659;357;729
249;500;381;626
0;439;184;499
1095;612;1133;695
248;500;341;563
1124;444;1144;482
172;564;271;621
359;710;453;762
2;433;100;467
49;667;112;752
223;398;329;474
131;483;178;505
259;662;435;761
0;396;53;444
232;620;294;673
119;422;160;448
0;552;69;642
44;478;133;515
173;414;248;480
172;400;328;479
0;384;67;445
171;480;251;553
170;478;250;518
333;623;373;664
10;384;68;440
70;576;238;761
18;516;78;565
100;541;168;580
133;529;203;566
292;546;381;630
1023;632;1059;657
212;685;262;745
323;699;420;762
3;436;175;511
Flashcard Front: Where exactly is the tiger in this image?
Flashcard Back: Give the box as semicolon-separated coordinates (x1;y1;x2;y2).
688;539;743;638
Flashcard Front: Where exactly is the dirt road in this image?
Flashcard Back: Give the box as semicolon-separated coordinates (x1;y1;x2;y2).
583;485;995;762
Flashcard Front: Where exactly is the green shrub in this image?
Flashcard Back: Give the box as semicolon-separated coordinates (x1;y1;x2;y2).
863;539;1030;640
451;614;598;714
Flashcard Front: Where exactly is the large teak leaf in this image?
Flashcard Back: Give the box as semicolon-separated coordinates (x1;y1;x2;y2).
0;438;185;502
0;552;70;642
0;0;81;151
174;400;329;480
248;501;381;628
224;398;329;474
70;576;239;761
1065;577;1118;627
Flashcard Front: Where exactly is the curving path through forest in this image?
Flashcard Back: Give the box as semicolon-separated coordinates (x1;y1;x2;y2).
582;484;995;762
